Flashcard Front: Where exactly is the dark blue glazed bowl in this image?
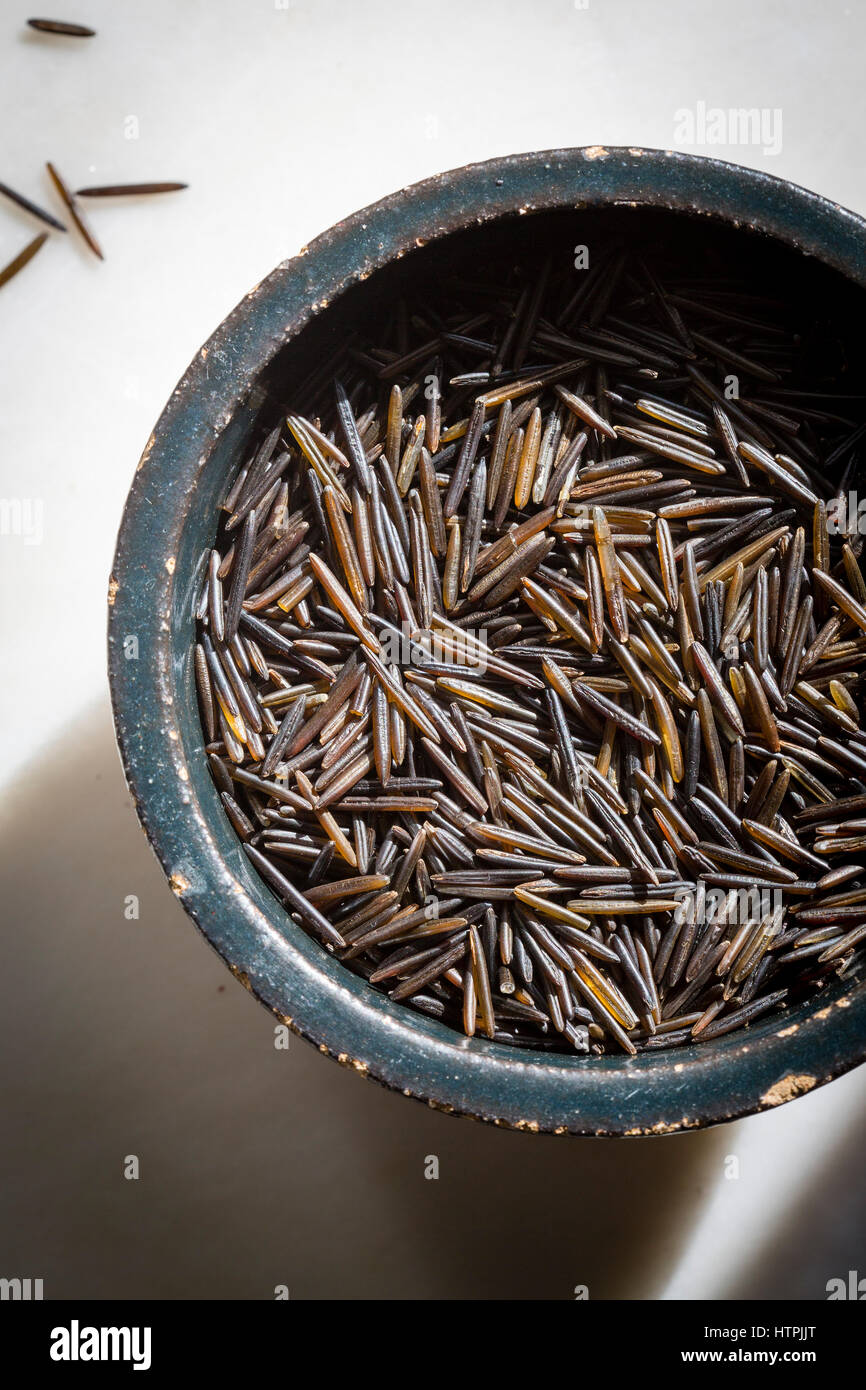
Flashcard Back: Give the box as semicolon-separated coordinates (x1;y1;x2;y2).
108;148;866;1134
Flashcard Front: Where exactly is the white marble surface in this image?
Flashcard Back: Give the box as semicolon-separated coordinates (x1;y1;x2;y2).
1;0;865;1299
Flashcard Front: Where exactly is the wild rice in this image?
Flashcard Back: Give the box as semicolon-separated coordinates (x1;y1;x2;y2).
193;238;866;1054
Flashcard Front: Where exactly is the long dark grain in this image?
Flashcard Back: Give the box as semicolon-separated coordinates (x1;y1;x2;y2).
45;161;103;259
75;182;188;196
0;231;49;290
0;180;67;232
192;237;866;1055
27;17;95;35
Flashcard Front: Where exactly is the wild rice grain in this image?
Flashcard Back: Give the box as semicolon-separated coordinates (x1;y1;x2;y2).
193;242;866;1054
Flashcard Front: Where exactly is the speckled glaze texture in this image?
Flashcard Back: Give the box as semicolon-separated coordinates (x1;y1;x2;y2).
108;147;866;1134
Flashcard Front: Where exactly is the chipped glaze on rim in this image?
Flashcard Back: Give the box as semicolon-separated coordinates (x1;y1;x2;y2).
108;148;866;1134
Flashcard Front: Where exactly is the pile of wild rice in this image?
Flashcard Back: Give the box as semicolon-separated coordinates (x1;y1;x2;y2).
194;244;866;1055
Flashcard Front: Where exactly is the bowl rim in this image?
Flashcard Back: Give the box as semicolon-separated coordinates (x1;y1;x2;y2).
108;145;866;1135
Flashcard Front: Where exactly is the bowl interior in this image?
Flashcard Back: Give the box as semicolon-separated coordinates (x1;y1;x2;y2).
120;188;866;1132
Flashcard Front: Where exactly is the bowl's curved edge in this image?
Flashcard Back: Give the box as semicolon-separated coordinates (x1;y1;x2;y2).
108;146;866;1135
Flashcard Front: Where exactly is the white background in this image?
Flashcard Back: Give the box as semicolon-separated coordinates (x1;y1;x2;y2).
1;0;865;1299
